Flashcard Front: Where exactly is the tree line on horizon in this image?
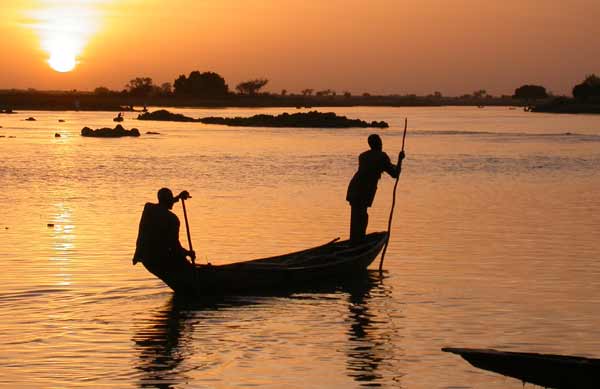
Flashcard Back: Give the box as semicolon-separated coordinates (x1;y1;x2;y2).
8;69;597;103
90;70;600;102
512;74;600;101
95;71;506;100
94;71;272;99
93;71;362;100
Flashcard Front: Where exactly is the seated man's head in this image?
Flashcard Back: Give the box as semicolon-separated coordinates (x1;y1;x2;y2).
368;134;382;151
157;187;177;209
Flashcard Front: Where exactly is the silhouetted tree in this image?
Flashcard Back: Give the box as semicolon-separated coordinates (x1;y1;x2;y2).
160;82;172;94
173;75;187;94
301;89;314;96
173;71;229;98
236;79;269;95
473;89;487;98
343;91;352;98
572;74;600;100
126;77;155;97
315;89;336;97
513;85;548;99
281;89;287;96
94;86;111;95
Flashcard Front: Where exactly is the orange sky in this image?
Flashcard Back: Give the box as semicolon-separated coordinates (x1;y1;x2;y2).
0;0;599;95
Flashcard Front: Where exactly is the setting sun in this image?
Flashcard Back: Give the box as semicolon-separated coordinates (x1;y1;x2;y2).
27;2;101;73
46;35;79;72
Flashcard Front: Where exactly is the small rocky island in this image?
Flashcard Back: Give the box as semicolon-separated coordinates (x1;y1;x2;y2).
81;124;140;138
138;109;389;128
138;110;198;122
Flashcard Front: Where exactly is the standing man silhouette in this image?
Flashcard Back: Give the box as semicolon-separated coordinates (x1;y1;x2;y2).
346;134;405;243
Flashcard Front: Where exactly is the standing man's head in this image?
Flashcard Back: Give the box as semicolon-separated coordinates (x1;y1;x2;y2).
157;187;177;210
368;134;382;151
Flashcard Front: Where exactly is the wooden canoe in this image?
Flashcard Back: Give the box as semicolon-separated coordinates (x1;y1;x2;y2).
443;347;600;389
148;231;388;296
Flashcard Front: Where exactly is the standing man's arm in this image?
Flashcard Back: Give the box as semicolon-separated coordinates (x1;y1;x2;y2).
384;151;405;178
395;150;406;176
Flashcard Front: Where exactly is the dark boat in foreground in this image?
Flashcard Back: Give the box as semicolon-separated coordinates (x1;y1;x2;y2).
443;347;600;389
150;231;388;296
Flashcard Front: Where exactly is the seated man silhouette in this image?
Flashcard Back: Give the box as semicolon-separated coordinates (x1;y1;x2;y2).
133;188;196;276
346;134;405;243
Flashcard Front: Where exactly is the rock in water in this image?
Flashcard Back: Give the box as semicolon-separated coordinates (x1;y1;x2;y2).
81;125;141;138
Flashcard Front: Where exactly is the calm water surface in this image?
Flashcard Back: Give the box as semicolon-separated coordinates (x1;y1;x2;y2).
1;106;600;388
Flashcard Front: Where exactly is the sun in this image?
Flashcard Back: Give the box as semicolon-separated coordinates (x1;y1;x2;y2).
27;3;101;73
44;33;81;73
48;49;77;73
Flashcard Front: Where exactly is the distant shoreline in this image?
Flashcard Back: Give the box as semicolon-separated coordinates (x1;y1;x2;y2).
531;98;600;114
0;90;519;111
3;90;599;114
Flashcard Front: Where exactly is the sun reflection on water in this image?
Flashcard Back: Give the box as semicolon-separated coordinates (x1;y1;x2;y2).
26;1;103;72
50;203;75;286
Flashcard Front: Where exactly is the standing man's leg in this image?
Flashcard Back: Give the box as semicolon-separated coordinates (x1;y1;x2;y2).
350;204;368;243
360;207;369;239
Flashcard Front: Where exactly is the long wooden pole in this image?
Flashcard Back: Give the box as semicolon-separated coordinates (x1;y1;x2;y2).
181;198;195;265
379;118;408;272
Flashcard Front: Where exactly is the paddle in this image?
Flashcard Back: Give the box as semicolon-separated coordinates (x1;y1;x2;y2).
378;118;408;272
180;196;195;265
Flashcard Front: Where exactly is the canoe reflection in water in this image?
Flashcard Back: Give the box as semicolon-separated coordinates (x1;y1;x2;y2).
345;272;400;385
133;271;402;388
133;300;190;388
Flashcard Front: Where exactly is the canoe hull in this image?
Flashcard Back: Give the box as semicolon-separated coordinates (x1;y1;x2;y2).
443;347;600;389
147;231;388;296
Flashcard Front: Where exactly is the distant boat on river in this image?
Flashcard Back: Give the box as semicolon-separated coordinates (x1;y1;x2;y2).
443;347;600;389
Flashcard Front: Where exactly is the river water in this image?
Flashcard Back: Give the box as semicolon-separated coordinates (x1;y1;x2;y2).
1;106;599;388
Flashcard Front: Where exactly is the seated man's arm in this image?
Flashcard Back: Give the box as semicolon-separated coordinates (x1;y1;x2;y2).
171;217;195;261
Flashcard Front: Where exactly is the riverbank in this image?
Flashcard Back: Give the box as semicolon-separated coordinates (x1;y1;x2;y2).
10;90;600;115
0;90;518;111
